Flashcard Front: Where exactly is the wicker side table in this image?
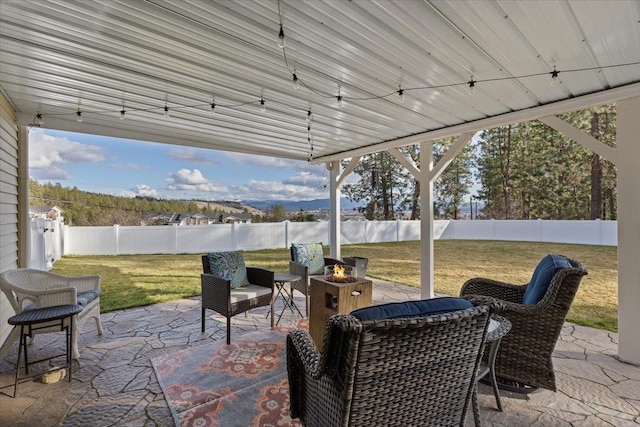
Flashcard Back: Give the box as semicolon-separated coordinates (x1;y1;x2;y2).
8;304;83;397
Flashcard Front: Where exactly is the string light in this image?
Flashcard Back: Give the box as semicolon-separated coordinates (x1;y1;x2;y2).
398;85;405;103
468;77;476;95
76;108;83;123
277;24;286;49
306;109;312;123
337;86;343;107
260;97;266;112
36;112;44;125
120;108;126;120
164;103;170;118
210;100;216;114
292;69;299;89
550;66;561;86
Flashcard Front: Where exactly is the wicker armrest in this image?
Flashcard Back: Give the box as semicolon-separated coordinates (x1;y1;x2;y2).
464;295;506;314
289;261;307;275
201;274;231;299
30;286;77;307
246;267;274;289
66;274;101;293
287;329;322;378
461;277;526;303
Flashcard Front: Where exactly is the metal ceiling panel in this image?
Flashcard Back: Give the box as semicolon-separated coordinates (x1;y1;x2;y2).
1;0;639;163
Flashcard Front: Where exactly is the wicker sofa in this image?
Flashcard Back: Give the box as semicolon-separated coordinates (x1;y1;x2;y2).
0;268;103;360
287;302;491;426
460;255;588;392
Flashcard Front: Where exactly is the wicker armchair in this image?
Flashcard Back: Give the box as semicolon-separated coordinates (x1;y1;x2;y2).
0;268;103;360
289;243;342;316
201;255;274;344
287;304;491;427
460;255;587;392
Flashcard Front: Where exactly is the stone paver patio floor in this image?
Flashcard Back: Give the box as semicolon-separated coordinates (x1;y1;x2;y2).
0;279;638;426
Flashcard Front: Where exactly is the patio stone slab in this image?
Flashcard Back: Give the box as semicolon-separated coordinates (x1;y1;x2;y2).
1;280;638;426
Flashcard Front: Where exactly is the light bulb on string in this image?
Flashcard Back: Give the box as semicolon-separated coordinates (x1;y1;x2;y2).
292;69;299;89
306;109;312;123
164;103;170;118
76;108;83;123
398;85;405;103
277;24;286;49
120;108;126;120
550;66;561;86
260;97;266;112
36;112;44;125
337;86;343;107
210;100;216;114
467;77;476;95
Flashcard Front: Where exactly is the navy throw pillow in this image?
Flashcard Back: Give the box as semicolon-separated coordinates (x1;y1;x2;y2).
350;297;473;322
522;254;572;305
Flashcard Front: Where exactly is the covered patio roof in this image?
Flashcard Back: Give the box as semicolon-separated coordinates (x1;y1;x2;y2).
1;0;639;161
1;0;640;366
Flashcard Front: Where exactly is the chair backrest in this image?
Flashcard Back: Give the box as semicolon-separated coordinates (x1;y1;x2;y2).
290;243;325;275
1;269;66;312
313;305;490;426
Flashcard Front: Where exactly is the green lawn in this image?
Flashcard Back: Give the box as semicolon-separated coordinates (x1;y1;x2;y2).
52;240;618;332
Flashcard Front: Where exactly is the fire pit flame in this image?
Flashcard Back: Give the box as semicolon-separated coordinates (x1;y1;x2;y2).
325;264;357;283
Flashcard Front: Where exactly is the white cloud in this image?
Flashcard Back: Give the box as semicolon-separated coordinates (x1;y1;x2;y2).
166;168;228;193
119;184;160;198
29;129;106;180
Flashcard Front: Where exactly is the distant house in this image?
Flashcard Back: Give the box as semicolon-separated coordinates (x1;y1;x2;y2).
140;212;179;226
29;205;64;221
140;211;252;226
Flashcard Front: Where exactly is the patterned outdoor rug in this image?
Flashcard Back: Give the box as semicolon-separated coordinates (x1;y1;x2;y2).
151;319;308;427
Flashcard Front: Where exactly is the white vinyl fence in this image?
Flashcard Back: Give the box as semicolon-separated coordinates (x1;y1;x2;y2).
58;219;617;257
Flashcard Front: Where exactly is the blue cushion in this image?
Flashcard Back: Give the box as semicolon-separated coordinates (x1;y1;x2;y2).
522;254;572;305
291;243;325;275
77;290;102;307
207;251;251;288
350;297;473;322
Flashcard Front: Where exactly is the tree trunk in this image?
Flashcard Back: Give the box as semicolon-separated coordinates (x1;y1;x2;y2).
590;112;603;219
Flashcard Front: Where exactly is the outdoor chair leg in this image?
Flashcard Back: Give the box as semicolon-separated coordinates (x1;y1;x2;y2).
270;301;275;328
201;307;205;332
226;317;231;345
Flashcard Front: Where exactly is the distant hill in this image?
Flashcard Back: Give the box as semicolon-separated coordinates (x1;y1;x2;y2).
245;198;362;212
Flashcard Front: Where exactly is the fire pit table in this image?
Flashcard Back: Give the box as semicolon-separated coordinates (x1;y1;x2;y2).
309;265;372;350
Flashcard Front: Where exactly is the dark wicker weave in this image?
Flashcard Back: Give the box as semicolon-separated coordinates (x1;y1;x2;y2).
460;255;587;392
289;245;343;316
201;255;274;344
287;305;491;427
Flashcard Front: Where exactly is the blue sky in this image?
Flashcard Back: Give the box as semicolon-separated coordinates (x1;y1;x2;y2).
28;128;337;201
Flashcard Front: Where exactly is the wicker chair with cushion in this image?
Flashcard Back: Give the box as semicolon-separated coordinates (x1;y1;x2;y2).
0;268;103;360
460;254;588;392
287;297;491;427
201;251;274;344
289;243;343;316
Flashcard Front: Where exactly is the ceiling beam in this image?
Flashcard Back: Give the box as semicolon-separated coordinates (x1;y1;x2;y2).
312;82;640;163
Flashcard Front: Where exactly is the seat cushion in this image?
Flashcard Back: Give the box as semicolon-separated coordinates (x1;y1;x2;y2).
291;243;325;275
207;251;251;288
76;290;102;307
522;254;572;305
350;297;473;322
229;284;272;303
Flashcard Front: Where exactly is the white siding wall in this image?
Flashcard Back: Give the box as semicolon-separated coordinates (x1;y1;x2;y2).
0;92;19;346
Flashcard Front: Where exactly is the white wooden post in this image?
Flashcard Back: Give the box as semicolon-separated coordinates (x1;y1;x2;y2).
420;141;435;299
617;95;640;365
328;161;341;259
